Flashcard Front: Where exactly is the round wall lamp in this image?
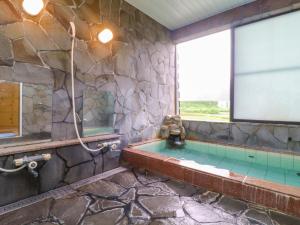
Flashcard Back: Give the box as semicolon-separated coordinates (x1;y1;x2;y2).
22;0;114;44
22;0;44;16
97;28;113;44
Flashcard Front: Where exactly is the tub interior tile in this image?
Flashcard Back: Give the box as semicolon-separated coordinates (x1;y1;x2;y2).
293;155;300;171
217;158;235;171
281;154;294;170
268;152;281;169
265;168;285;184
225;147;235;159
231;161;251;175
285;170;300;187
209;144;217;155
214;145;224;158
245;149;257;164
248;164;268;179
256;150;268;166
231;148;246;161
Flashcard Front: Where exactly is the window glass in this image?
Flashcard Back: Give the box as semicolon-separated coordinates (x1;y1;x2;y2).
233;10;300;123
177;30;231;122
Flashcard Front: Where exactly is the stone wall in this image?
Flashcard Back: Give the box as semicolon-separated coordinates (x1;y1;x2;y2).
0;0;176;144
183;120;300;152
0;137;121;206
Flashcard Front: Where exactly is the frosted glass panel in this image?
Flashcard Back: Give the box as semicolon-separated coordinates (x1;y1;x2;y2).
233;11;300;122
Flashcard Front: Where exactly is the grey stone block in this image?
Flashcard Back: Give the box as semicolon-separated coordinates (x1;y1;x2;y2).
289;127;300;142
13;63;54;85
103;150;120;172
94;154;103;175
40;13;71;51
40;51;71;72
231;124;248;145
39;154;66;192
23;21;58;51
12;38;42;65
274;127;289;143
256;126;286;149
52;89;71;123
64;161;94;183
0;170;39;206
0;33;13;66
57;145;93;167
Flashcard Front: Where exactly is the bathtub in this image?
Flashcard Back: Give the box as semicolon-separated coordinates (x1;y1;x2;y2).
123;139;300;217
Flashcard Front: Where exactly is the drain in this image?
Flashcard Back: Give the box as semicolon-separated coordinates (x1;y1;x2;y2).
248;155;255;158
296;172;300;177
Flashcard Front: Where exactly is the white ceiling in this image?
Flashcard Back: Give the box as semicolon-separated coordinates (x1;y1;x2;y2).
125;0;256;30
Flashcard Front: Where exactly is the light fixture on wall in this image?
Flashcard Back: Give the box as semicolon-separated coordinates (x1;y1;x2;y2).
96;0;114;44
22;0;44;16
97;28;113;44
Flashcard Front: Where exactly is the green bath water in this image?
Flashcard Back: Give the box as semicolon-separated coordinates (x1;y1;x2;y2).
134;140;300;188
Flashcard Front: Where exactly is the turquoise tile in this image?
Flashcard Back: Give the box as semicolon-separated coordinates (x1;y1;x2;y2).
248;165;267;179
231;148;246;161
185;142;196;151
215;146;226;158
209;145;217;155
265;168;285;185
268;152;281;169
231;161;251;175
281;154;294;170
255;150;268;166
225;148;235;159
201;143;210;154
217;158;234;170
293;155;300;171
285;170;300;187
245;149;257;164
205;157;223;167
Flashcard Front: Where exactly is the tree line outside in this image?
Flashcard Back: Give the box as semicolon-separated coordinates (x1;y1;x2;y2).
179;101;229;122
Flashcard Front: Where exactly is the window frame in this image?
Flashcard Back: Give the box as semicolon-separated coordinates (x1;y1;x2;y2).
177;30;231;123
230;9;300;125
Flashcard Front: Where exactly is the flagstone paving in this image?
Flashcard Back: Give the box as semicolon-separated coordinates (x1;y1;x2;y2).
26;169;300;225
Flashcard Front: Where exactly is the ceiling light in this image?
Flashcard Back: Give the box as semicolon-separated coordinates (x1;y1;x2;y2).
22;0;44;16
97;28;113;44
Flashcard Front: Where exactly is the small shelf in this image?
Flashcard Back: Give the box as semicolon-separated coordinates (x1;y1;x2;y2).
0;134;121;157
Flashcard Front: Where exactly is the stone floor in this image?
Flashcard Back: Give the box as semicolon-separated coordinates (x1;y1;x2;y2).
27;169;300;225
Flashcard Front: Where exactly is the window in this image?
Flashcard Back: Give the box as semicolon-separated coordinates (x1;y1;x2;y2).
177;30;231;122
0;81;21;138
232;10;300;124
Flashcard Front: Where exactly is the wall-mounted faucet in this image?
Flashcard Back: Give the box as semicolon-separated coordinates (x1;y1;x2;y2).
14;154;51;177
97;140;121;152
0;154;51;177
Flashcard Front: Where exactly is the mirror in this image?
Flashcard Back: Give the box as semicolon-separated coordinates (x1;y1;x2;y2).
0;80;52;146
83;89;115;137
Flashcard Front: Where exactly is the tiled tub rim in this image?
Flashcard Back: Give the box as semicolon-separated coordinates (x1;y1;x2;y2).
122;145;300;217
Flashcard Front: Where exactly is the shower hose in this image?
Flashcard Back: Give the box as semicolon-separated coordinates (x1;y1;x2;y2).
0;164;27;173
0;22;104;174
69;22;106;152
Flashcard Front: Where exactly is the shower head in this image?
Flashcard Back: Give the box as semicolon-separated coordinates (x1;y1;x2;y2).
69;22;76;39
